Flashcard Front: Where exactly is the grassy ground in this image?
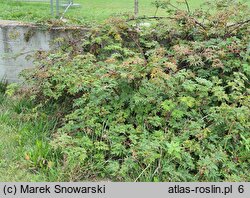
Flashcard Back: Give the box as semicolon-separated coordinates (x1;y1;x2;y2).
0;0;208;23
0;94;35;181
1;1;249;24
0;116;43;181
0;89;57;181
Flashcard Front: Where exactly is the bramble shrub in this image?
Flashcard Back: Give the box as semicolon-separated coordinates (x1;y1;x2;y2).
22;0;250;181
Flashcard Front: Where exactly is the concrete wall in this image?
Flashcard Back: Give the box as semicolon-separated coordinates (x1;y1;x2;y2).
0;20;86;82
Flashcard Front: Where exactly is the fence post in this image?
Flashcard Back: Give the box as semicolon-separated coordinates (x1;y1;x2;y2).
56;0;59;17
50;0;54;16
134;0;139;18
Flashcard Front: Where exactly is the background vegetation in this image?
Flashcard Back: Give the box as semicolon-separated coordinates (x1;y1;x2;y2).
1;0;249;23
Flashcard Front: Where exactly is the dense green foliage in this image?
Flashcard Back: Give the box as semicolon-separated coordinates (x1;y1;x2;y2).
22;0;250;181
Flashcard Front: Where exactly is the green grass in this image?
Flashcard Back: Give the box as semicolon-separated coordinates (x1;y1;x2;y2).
63;0;204;22
0;94;36;181
1;0;249;24
0;0;209;24
0;89;59;181
1;0;250;24
0;120;43;181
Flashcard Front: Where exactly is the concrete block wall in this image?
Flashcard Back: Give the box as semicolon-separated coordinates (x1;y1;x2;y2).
0;20;86;82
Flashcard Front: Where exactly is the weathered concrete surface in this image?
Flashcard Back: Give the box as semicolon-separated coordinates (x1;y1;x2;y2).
0;20;86;82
